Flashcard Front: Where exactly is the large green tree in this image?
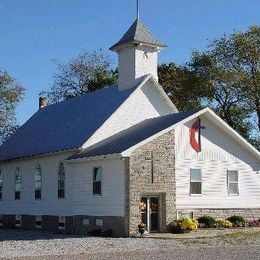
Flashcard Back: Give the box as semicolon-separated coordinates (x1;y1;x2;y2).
42;50;117;103
189;26;259;144
0;70;24;144
158;26;259;148
158;63;210;111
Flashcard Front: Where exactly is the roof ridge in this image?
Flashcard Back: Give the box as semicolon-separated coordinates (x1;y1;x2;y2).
0;84;136;161
42;85;117;110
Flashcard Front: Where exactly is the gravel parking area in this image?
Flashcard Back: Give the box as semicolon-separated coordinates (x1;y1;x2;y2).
0;229;183;259
1;229;260;259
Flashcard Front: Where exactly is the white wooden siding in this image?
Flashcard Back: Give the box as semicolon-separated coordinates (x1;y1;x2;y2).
85;80;172;147
0;154;126;217
69;158;125;217
175;115;260;209
118;46;158;90
0;152;74;216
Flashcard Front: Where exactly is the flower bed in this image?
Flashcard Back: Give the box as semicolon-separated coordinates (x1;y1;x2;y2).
170;215;260;234
169;217;198;234
246;219;260;227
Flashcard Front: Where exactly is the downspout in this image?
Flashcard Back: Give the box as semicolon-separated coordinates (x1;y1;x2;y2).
123;157;130;237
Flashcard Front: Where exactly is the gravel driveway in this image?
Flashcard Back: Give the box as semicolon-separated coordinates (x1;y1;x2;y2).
1;229;260;259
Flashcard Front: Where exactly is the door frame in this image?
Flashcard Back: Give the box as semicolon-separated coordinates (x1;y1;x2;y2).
141;195;160;233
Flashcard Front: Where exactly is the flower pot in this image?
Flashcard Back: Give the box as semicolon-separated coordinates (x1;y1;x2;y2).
138;227;145;235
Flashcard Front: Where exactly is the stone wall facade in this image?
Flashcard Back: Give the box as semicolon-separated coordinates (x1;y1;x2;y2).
126;130;176;236
0;215;74;233
180;208;260;219
74;216;125;237
0;214;125;237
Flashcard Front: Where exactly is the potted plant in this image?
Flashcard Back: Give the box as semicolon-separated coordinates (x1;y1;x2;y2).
138;222;146;235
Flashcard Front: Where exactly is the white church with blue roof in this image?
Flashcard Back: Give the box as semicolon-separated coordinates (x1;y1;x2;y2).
0;17;259;237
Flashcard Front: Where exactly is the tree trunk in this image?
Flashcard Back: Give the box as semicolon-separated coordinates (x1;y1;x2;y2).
257;108;260;132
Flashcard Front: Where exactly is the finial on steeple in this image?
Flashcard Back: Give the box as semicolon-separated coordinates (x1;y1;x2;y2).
137;0;140;19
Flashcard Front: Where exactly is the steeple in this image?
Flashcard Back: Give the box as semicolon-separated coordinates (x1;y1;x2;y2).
110;18;166;51
110;18;166;90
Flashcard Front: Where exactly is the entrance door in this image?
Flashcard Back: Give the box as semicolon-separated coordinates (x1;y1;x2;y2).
140;197;159;232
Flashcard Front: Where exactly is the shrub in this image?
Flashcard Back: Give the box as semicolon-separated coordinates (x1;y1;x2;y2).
101;229;113;237
227;216;245;227
89;228;102;236
197;216;216;228
169;217;198;234
216;219;232;228
247;219;260;227
182;217;198;230
88;228;113;237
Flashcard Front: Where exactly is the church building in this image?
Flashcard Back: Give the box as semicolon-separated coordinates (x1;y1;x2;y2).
0;18;259;237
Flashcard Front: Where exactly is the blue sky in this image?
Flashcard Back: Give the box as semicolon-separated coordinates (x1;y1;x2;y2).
0;0;259;125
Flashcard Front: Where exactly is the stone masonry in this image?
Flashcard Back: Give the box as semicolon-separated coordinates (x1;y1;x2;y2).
126;130;176;236
190;208;260;219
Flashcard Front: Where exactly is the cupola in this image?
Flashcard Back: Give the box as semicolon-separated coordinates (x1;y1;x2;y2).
110;18;166;90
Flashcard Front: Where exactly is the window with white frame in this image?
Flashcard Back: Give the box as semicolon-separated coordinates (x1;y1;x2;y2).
95;219;103;226
177;211;194;219
58;216;66;230
82;218;90;226
93;167;102;195
15;167;21;200
35;164;42;199
227;170;239;195
58;162;65;199
0;169;2;200
190;169;202;195
15;215;21;227
35;216;42;228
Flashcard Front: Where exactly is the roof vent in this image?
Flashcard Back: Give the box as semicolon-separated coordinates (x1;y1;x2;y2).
39;97;48;109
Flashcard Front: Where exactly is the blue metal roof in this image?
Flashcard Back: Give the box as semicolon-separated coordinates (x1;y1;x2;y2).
0;86;135;161
110;19;166;51
68;109;201;160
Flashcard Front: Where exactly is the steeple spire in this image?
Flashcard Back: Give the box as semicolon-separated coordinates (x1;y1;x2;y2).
137;0;140;19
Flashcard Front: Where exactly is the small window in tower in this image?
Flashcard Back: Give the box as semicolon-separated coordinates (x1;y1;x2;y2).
143;51;149;59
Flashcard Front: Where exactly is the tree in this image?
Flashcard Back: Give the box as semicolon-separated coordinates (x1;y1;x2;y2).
0;70;24;144
158;63;210;111
188;26;260;144
190;52;253;140
42;50;117;103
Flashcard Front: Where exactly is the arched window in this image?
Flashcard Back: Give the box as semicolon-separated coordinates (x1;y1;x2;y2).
58;162;65;199
35;164;42;199
15;167;21;200
0;169;2;200
93;167;102;195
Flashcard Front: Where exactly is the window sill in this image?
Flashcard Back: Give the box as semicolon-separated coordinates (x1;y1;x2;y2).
93;194;102;197
228;194;239;196
189;194;202;197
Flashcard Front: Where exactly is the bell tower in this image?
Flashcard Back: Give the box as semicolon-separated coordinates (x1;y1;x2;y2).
110;18;166;90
